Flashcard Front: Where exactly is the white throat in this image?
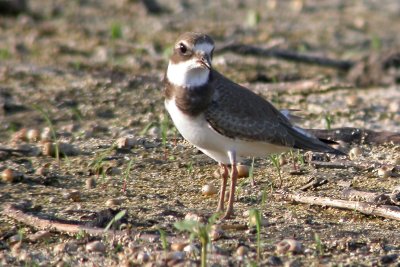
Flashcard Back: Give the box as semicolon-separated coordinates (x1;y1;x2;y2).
167;59;210;87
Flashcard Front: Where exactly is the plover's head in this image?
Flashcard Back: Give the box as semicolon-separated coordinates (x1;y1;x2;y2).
167;32;215;87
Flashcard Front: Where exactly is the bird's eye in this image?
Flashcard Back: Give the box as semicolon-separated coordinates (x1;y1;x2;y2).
179;43;187;54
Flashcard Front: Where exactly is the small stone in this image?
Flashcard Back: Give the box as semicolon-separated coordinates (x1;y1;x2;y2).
28;230;51;242
275;239;302;254
201;184;218;196
63;190;81;202
53;243;66;253
184;213;202;222
183;243;199;254
42;142;79;157
380;254;398;264
116;137;136;149
26;129;40;142
209;225;224;241
213;167;222;179
12;128;28;142
1;168;23;183
171;242;187;251
377;166;392;178
393;157;400;165
106;198;123;206
388;102;400;113
8;234;22;245
236;246;248;257
345;95;362;107
248;211;268;227
35;166;49;176
267;255;283;266
349;147;363;160
279;156;287;166
85;178;96;189
86;241;106;253
237;164;250;178
41;127;52;141
136;251;150;262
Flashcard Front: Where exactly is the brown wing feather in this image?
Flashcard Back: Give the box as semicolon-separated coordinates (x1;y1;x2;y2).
205;70;295;146
205;70;344;154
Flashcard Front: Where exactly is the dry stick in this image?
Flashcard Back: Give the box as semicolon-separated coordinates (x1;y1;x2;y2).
217;43;355;70
306;127;400;145
280;192;400;221
1;203;182;243
248;79;354;95
309;160;369;171
342;188;392;205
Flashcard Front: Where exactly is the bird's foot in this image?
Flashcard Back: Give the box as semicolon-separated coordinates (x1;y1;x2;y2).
219;209;234;220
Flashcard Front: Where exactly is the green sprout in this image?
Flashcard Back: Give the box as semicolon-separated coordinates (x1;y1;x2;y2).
104;209;127;232
32;105;60;164
122;158;134;192
324;113;333;130
249;209;262;261
314;233;324;256
174;213;219;267
158;228;168;252
269;154;283;188
110;22;123;40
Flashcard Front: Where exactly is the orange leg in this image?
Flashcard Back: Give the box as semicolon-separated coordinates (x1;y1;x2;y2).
222;151;237;220
216;163;228;213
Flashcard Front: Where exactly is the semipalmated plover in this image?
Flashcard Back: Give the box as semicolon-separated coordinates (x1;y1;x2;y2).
164;32;344;219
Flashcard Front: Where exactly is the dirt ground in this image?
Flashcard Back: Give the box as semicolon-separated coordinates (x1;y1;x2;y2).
1;0;400;266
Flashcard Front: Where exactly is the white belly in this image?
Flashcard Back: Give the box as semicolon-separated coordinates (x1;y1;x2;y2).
165;99;288;164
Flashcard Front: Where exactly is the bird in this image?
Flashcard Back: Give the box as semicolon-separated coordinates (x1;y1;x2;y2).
163;32;345;219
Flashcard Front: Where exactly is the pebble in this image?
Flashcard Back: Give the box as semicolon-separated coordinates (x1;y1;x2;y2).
267;255;283;266
42;142;79;157
136;251;150;262
85;178;96;189
201;184;218;196
345;95;362;107
12;128;27;142
63;190;81;202
210;225;224;241
35;166;49;176
28;230;51;242
236;246;249;257
116;137;136;149
377;166;392;178
183;243;199;254
246;210;268;227
26;129;40;142
41;127;52;141
8;234;23;245
237;164;250;178
184;212;202;222
86;240;106;253
106;198;123;206
1;168;23;183
393;157;400;165
171;242;187;251
275;239;303;254
349;147;363;160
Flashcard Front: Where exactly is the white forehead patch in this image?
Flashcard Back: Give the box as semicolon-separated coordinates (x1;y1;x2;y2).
194;42;214;55
167;58;210;87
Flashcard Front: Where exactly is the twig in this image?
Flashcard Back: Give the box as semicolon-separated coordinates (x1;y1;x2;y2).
280;192;400;221
0;147;32;155
1;203;190;243
298;177;328;191
306;127;400;145
217;43;355;70
342;188;400;206
247;79;353;96
309;160;369;171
